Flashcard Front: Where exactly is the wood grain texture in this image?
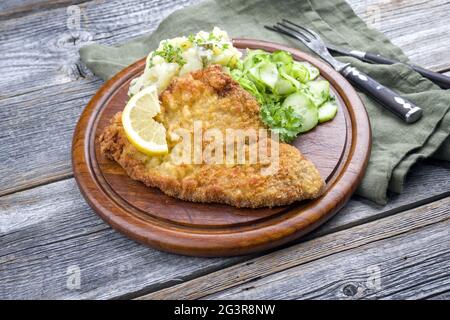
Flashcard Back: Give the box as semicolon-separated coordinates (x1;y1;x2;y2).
0;0;88;20
0;79;100;196
0;0;448;95
1;0;449;195
72;40;371;256
0;178;241;299
0;161;448;299
141;196;450;300
0;0;199;195
206;215;450;299
350;0;450;72
428;291;450;300
311;161;450;238
0;0;200;96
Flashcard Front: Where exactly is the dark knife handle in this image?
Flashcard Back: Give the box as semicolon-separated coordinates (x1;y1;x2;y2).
364;52;450;89
407;64;450;89
341;65;423;123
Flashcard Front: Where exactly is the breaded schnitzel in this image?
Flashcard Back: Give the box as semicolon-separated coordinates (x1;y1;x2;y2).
99;65;325;208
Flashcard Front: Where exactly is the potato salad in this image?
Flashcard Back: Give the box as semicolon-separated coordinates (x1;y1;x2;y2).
128;27;241;96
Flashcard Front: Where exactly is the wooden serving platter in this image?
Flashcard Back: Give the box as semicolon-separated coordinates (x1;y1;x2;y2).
72;39;371;257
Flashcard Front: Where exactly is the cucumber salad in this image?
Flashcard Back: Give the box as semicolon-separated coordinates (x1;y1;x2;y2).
231;50;337;142
130;27;337;143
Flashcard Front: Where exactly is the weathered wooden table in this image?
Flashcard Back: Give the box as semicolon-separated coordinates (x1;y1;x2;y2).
1;0;449;300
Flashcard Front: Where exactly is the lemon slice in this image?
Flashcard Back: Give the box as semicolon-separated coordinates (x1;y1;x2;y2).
122;85;168;156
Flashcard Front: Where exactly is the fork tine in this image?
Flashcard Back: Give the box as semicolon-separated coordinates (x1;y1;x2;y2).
265;24;305;45
276;22;312;42
264;25;295;39
271;24;306;41
282;19;320;40
268;20;349;72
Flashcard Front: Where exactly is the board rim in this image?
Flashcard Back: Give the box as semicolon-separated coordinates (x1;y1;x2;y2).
72;39;371;257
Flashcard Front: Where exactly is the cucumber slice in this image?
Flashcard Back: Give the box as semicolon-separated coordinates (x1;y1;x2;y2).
283;92;318;133
275;78;297;95
243;49;269;69
247;66;266;92
296;62;320;81
318;100;338;123
291;62;309;83
271;50;293;65
258;61;279;89
275;71;300;95
305;80;330;107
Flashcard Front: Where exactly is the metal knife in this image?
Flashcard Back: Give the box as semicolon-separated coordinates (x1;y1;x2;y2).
327;44;450;90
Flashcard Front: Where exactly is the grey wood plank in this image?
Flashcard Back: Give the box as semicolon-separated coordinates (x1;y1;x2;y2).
0;161;448;299
0;178;241;299
0;0;448;97
0;0;200;96
0;0;88;21
206;217;450;300
0;0;200;195
0;79;100;196
312;160;450;237
142;197;450;300
349;0;450;72
428;291;450;300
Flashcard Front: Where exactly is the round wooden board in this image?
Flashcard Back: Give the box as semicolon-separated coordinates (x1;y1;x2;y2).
72;39;371;257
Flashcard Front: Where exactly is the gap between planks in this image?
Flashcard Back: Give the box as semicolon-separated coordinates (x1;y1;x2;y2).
137;196;450;300
0;173;74;198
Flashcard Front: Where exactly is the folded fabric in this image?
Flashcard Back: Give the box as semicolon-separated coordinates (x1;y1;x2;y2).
79;0;450;204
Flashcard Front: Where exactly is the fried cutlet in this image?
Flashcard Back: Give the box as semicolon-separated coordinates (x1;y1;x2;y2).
99;65;325;208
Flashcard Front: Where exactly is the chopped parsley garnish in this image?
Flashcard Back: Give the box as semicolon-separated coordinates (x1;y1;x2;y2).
187;32;230;51
149;41;186;68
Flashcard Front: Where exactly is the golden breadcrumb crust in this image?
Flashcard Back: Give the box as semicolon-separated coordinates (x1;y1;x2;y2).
99;65;325;208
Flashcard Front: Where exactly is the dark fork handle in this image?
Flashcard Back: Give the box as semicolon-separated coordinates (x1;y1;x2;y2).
341;66;423;123
363;53;450;90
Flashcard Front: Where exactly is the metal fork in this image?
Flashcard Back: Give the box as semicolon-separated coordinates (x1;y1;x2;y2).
266;20;423;123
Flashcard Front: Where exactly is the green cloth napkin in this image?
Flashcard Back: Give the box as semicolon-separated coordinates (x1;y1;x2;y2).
79;0;450;204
